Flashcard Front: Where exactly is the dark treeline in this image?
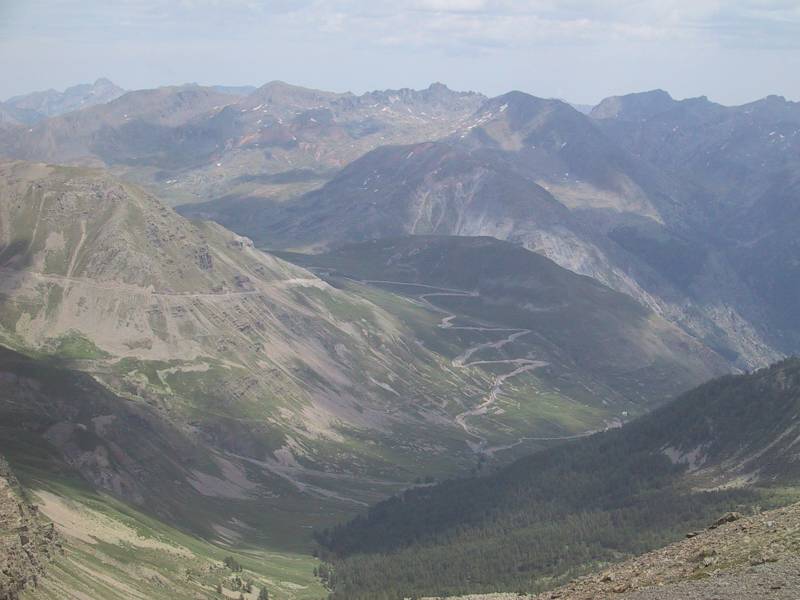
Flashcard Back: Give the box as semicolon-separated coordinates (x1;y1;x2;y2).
316;359;800;599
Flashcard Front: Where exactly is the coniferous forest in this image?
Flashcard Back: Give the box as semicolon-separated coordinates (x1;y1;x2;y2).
317;360;800;599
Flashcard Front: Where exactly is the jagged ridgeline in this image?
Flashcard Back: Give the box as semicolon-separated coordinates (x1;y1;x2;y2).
317;359;800;600
0;81;486;206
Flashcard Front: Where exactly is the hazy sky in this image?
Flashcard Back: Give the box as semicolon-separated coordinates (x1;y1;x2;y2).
1;0;799;105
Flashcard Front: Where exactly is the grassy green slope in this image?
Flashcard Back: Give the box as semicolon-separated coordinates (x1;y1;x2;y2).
12;464;325;600
277;235;727;409
0;348;332;599
0;346;358;550
0;161;501;499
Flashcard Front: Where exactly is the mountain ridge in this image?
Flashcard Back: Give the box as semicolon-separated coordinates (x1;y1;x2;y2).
0;81;486;207
3;78;125;122
187;88;784;370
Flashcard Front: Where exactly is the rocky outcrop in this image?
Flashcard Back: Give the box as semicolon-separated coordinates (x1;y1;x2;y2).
0;457;61;600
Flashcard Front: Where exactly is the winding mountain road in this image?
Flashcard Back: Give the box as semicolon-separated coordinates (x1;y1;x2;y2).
360;279;559;455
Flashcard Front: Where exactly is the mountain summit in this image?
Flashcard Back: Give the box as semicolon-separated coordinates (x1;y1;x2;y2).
4;78;125;120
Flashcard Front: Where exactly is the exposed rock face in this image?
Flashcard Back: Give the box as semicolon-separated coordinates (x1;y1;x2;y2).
0;458;61;600
194;245;213;271
592;90;800;357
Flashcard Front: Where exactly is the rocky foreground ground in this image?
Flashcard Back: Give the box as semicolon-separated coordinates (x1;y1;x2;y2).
0;459;61;600
428;502;800;600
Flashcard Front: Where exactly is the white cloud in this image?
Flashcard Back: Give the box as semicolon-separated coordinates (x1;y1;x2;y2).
5;0;797;50
0;0;798;102
412;0;489;11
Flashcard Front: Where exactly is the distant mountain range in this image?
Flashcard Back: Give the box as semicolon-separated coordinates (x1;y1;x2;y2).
179;86;800;373
0;79;799;600
1;78;797;408
1;78;125;124
0;80;486;206
1;78;797;401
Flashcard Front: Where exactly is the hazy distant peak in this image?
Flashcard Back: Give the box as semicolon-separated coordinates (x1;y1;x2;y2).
590;89;676;121
424;81;453;96
332;82;484;112
256;80;342;95
4;78;125;119
478;90;537;112
475;91;578;126
483;90;573;109
259;79;297;91
248;80;346;109
751;94;796;108
738;93;800;122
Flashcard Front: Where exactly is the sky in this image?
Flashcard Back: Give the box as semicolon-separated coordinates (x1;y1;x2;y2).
1;0;799;105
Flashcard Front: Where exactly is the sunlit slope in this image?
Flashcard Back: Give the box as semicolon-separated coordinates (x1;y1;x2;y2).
278;235;728;407
0;160;500;506
0;454;325;600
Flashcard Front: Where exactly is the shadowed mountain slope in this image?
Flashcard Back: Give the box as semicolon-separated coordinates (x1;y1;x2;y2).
317;358;800;600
